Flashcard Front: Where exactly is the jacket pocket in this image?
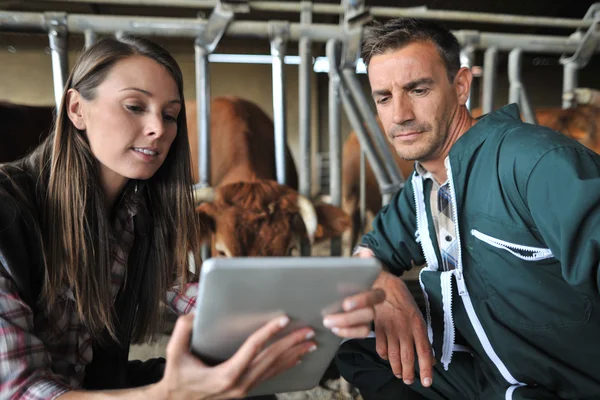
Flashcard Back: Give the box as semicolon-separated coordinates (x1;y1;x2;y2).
467;216;591;332
471;229;553;261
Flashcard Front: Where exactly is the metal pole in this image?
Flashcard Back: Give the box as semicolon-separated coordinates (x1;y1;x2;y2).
326;39;342;257
298;5;312;195
46;13;69;109
508;48;537;124
460;46;475;111
195;42;211;189
3;12;600;53
508;48;522;106
341;69;403;187
194;1;242;261
84;29;96;48
298;3;312;256
328;43;392;201
195;41;211;262
28;1;596;30
269;22;290;186
482;46;498;114
562;62;578;109
359;149;366;238
519;90;538;125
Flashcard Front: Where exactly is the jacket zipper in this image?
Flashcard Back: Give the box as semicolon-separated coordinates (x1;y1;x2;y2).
445;161;525;395
412;174;438;349
471;229;554;261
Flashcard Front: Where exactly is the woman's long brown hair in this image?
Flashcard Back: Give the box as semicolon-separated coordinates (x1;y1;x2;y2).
36;36;199;343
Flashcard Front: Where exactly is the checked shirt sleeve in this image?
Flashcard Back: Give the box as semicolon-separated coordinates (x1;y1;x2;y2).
0;274;72;400
165;282;198;315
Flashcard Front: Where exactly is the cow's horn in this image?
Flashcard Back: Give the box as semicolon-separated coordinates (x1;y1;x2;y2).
193;185;215;205
296;194;318;243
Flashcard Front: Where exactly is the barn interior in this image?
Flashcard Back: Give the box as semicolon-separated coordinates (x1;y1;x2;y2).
1;1;599;398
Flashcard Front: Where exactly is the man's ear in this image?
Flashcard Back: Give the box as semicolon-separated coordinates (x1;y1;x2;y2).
453;66;473;106
312;203;351;243
195;202;217;243
66;88;86;130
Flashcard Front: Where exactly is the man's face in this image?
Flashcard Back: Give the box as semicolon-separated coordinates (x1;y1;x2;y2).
368;41;459;162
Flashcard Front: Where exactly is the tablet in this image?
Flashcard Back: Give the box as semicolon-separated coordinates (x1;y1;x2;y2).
190;256;382;396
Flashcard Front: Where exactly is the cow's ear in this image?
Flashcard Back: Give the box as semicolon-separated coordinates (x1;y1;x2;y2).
195;203;216;243
312;203;351;243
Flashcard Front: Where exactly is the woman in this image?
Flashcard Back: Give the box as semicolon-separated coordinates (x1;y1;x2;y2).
0;35;383;399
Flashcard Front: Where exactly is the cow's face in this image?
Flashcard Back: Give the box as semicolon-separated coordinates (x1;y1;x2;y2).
194;180;350;257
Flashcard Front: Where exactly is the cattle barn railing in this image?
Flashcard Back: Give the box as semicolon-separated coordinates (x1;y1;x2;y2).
1;1;600;257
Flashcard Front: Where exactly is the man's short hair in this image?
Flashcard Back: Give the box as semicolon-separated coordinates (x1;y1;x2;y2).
361;18;462;82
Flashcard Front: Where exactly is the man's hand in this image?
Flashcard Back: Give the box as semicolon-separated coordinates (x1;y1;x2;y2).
373;270;434;387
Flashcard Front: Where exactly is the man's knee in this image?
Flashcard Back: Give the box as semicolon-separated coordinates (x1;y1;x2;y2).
335;338;396;392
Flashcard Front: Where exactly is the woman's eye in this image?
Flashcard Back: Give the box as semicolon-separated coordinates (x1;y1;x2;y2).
126;105;144;113
163;114;178;123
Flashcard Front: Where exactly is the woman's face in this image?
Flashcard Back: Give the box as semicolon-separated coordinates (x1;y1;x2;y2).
67;55;181;200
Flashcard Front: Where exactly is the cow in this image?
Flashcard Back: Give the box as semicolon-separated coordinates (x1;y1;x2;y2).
472;105;600;153
190;96;350;257
343;103;600;251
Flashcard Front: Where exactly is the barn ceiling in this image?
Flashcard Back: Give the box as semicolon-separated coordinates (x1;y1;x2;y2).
1;0;597;65
0;0;595;36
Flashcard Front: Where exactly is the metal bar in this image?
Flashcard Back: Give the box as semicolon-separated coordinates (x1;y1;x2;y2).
269;22;289;186
341;68;403;187
328;42;393;203
326;39;342;257
482;47;498;114
359;149;367;237
84;28;96;48
29;1;595;30
3;12;600;53
508;48;537;124
519;89;538;125
298;2;312;199
562;62;579;109
459;46;475;111
195;42;211;188
508;48;522;106
196;43;212;262
46;12;68;109
298;2;312;257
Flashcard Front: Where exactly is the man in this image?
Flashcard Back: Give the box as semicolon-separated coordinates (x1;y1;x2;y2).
335;18;600;400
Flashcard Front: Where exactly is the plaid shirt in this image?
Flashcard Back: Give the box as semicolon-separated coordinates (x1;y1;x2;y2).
0;197;198;400
355;158;458;271
415;158;459;271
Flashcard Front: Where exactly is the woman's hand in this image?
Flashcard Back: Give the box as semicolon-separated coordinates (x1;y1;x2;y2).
157;313;316;400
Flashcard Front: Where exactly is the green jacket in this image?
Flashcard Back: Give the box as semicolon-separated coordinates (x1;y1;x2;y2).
362;104;600;399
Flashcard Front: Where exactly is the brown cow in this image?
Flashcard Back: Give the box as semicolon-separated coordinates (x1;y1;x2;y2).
187;96;298;189
472;105;600;153
343;104;600;250
189;96;350;257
